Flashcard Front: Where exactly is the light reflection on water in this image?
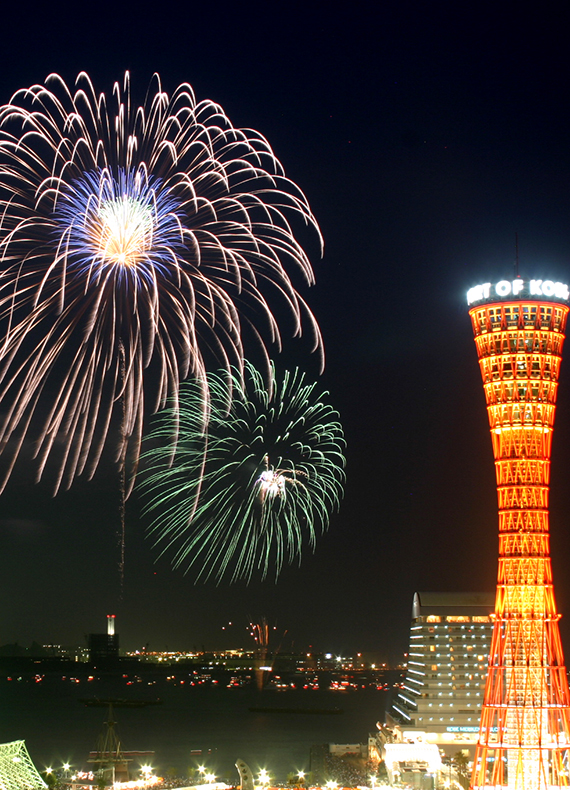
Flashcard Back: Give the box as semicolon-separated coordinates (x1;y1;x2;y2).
0;674;387;780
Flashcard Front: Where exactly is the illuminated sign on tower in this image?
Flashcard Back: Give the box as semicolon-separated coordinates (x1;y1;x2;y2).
468;277;570;790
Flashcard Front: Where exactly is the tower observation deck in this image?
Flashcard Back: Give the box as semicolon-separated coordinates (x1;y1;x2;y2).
467;277;570;790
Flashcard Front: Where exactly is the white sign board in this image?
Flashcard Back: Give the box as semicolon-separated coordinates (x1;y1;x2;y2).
467;279;569;305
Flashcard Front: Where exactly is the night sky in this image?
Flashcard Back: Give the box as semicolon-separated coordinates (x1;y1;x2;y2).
1;2;570;664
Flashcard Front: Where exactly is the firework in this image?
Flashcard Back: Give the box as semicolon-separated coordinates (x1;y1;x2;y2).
139;362;345;582
0;73;322;492
250;617;273;689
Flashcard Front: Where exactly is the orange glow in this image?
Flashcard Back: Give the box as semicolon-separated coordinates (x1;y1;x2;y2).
469;299;570;790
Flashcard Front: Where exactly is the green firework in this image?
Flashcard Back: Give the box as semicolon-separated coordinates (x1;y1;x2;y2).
139;362;346;582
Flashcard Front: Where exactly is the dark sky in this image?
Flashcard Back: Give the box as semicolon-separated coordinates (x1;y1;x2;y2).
1;1;570;663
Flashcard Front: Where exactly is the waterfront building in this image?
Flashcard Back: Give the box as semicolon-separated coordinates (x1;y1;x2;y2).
88;614;119;664
388;591;494;753
467;277;570;790
0;740;45;790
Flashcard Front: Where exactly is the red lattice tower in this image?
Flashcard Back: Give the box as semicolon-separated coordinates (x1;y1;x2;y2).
469;286;570;790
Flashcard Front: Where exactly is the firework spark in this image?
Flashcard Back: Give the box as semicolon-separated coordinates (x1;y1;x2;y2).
0;73;322;493
139;362;345;583
250;617;271;690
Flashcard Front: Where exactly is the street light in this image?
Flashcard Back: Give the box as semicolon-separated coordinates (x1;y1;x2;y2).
259;769;270;787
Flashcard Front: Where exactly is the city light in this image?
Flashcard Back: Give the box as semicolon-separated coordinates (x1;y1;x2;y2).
112;777;161;790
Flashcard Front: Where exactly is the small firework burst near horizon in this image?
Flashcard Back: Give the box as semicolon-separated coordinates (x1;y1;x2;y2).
139;362;345;583
0;72;322;495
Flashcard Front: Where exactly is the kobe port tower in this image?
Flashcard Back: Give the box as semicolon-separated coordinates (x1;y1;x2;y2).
467;276;570;790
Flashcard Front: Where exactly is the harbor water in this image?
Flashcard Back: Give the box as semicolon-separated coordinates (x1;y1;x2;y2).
0;670;388;781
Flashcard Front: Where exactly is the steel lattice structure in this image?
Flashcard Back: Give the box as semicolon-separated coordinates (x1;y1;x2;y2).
0;740;46;790
468;284;570;790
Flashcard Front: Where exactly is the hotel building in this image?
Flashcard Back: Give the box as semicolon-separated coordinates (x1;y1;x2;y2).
389;591;494;753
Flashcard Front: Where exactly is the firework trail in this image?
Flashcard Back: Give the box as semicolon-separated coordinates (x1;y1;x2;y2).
250;617;270;690
249;618;287;690
0;73;322;494
139;361;345;583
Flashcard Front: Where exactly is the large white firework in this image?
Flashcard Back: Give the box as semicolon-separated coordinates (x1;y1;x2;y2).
0;72;322;492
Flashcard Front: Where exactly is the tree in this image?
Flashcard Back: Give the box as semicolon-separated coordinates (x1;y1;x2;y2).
453;750;470;790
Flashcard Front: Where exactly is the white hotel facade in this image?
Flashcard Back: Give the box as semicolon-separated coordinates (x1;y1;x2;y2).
388;591;494;754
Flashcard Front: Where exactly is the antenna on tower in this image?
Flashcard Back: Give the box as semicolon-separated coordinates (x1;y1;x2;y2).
515;232;520;277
